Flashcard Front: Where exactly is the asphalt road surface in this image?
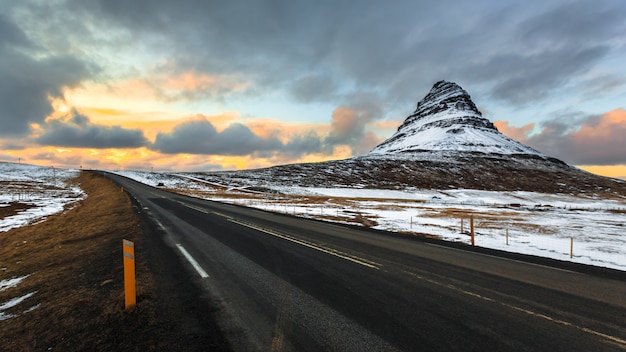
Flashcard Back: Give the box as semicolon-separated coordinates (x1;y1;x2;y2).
104;172;626;351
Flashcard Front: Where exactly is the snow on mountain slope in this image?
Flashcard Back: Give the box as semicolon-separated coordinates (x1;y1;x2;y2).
370;81;543;156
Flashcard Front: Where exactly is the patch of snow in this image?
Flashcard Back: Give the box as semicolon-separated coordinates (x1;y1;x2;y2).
0;291;37;321
0;275;30;292
0;163;85;233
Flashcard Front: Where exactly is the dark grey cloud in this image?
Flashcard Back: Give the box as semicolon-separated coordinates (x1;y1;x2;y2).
152;119;283;155
0;142;26;151
283;132;323;158
487;0;625;104
61;0;478;103
485;46;609;104
290;75;338;103
4;0;623;150
518;1;626;48
36;110;150;148
152;102;385;157
0;12;31;47
0;13;92;137
12;0;609;112
579;75;626;97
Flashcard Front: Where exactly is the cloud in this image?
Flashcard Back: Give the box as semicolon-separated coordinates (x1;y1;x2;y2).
518;1;625;48
496;109;626;165
153;105;385;157
462;0;625;104
0;13;92;137
283;132;323;158
290;74;338;103
324;99;384;154
493;121;535;144
36;110;150;148
152;117;283;155
24;0;624;109
0;142;26;151
153;69;252;102
485;46;609;104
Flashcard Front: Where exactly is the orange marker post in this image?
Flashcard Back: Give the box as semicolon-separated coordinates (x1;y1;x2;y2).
123;239;136;309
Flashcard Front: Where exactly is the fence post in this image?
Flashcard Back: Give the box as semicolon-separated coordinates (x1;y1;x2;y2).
461;218;464;234
470;216;475;246
506;225;509;246
570;237;573;258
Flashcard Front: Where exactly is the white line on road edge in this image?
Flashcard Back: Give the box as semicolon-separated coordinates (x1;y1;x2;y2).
424;242;579;275
404;270;626;348
180;200;381;269
176;244;209;279
154;219;166;231
176;201;209;214
227;218;381;270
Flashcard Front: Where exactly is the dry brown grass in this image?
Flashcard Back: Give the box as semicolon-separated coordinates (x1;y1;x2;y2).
0;203;35;219
0;172;157;351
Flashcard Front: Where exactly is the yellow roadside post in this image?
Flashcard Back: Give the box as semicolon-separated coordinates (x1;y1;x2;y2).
123;239;136;309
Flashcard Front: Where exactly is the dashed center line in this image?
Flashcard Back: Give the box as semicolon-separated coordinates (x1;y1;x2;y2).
176;201;209;214
176;200;381;270
176;244;209;279
227;218;381;270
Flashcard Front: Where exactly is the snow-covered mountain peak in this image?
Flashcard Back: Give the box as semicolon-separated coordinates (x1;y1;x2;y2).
369;81;544;157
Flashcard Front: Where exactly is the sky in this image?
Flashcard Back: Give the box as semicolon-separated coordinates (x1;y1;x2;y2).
1;0;625;178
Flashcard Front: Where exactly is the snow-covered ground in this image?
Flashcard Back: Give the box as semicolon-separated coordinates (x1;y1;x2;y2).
113;170;626;271
0;163;85;232
0;163;85;320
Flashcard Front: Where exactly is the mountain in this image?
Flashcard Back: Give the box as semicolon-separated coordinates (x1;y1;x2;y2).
370;81;542;156
195;81;626;195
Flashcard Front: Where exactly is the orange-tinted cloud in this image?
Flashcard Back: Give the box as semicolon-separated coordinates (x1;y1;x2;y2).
496;109;626;166
161;71;250;96
493;120;534;144
325;105;382;154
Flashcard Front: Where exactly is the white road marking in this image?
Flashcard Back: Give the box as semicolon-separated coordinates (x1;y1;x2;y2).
404;271;626;348
176;201;209;214
227;218;381;270
424;242;580;274
154;219;166;231
211;211;234;220
176;244;209;279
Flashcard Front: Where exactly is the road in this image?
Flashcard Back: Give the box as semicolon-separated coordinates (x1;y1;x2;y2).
104;172;626;351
